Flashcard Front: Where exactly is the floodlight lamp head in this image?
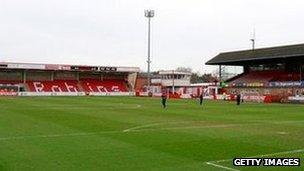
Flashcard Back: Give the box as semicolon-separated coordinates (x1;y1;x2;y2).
145;10;155;18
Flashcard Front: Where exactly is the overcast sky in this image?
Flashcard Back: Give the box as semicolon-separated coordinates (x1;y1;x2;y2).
0;0;304;73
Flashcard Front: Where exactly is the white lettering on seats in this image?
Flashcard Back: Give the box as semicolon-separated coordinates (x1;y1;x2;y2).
97;86;108;92
33;82;44;92
87;83;93;92
111;86;120;92
64;82;78;92
51;86;62;92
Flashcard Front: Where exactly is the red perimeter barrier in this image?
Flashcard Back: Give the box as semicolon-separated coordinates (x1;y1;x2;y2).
169;93;181;99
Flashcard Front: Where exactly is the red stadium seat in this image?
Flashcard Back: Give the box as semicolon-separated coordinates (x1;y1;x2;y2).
228;71;302;89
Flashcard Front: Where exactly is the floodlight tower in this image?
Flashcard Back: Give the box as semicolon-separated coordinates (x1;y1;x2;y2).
250;28;256;50
250;38;255;50
145;10;154;91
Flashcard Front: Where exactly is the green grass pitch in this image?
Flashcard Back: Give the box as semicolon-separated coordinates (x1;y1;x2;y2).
0;96;303;170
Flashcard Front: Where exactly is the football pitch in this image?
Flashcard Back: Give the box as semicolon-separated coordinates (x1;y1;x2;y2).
0;96;303;171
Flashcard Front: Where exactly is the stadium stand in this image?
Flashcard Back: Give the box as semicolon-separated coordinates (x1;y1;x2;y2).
0;62;139;95
206;43;304;103
271;72;300;82
228;71;302;86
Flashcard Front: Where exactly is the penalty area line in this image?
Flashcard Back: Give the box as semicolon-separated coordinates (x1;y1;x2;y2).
206;162;239;171
122;119;304;133
0;130;122;141
1;120;303;141
122;121;248;133
125;124;244;132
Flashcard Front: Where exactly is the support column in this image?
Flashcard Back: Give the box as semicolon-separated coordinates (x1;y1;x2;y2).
51;72;54;81
77;72;80;81
300;63;302;82
23;71;27;83
219;65;222;83
172;70;175;94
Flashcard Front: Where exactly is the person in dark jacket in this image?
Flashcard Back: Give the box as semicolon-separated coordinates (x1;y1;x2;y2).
199;93;203;106
161;92;167;108
236;93;241;105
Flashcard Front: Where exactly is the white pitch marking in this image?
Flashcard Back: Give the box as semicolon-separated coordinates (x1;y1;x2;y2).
126;124;243;132
271;120;304;124
123;122;167;132
277;131;287;135
0;130;121;141
123;120;304;133
122;121;218;132
252;120;304;124
123;121;245;132
0;120;303;141
21;104;142;110
0;124;242;141
206;162;239;171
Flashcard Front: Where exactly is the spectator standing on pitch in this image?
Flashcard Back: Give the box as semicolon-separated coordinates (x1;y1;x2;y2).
223;92;227;101
236;93;241;105
199;92;203;106
161;92;167;108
